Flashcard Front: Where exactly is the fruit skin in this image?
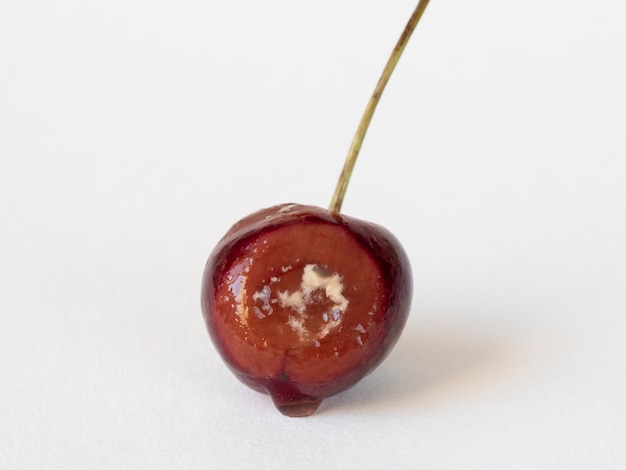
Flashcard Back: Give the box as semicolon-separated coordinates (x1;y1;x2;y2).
201;203;412;416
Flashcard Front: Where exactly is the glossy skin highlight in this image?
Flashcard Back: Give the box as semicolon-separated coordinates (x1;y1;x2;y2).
201;204;412;416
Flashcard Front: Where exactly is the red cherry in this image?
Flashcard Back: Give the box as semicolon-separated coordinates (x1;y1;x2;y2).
201;204;412;416
201;1;430;416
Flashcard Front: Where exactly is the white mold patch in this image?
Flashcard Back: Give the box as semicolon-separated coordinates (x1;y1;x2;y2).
287;315;307;337
277;264;349;340
252;284;273;316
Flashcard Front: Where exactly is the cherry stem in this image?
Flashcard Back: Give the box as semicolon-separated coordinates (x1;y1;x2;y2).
329;0;431;214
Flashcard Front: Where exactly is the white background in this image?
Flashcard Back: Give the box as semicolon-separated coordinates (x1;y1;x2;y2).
1;0;625;468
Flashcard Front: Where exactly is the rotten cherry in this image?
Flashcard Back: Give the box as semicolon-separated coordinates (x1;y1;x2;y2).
201;204;411;416
201;1;430;416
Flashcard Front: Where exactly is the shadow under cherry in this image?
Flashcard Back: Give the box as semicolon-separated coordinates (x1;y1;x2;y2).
322;315;522;415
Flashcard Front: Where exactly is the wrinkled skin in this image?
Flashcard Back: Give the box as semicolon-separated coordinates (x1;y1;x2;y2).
201;204;412;416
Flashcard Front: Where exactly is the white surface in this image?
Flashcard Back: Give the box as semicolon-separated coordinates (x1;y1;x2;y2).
1;1;625;468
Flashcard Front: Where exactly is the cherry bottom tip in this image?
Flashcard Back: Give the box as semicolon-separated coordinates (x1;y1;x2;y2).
272;397;323;417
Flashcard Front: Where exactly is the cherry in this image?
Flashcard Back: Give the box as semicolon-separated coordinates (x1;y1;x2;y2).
202;204;412;416
201;1;430;416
